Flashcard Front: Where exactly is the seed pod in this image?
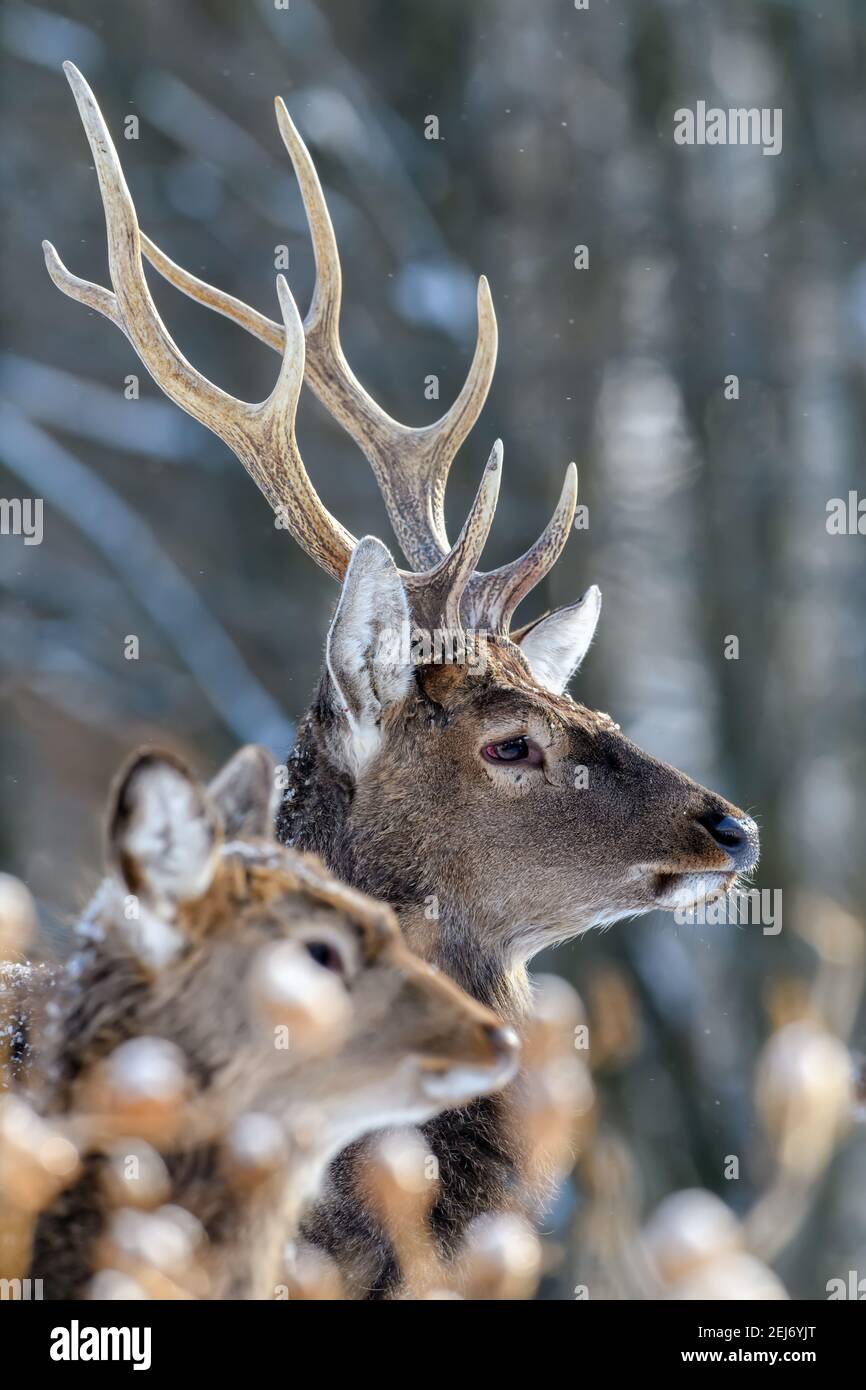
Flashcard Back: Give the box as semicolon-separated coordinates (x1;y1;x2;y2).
0;875;38;959
101;1139;170;1211
280;1240;344;1300
525;972;586;1065
668;1252;788;1301
222;1112;289;1190
95;1203;208;1299
0;1093;80;1212
642;1189;742;1286
520;1055;594;1170
107;1204;204;1276
459;1212;542;1300
88;1037;189;1145
86;1269;151;1300
755;1021;852;1174
362;1129;441;1294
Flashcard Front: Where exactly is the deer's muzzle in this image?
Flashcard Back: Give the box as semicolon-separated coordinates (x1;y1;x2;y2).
416;1022;520;1105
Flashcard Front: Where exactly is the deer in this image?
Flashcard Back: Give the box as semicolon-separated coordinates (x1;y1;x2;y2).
10;744;518;1299
43;63;760;1296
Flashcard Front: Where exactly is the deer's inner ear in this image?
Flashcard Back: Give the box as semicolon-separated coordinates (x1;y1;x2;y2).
209;745;277;840
325;536;413;772
107;751;222;906
516;586;602;695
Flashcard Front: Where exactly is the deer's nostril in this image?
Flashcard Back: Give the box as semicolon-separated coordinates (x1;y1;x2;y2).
703;813;745;849
698;812;759;869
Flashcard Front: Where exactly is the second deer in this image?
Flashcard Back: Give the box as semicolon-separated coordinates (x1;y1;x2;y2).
9;746;517;1299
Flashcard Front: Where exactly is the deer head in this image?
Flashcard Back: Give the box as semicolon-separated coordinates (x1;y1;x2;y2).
49;745;519;1152
44;65;758;1007
24;744;517;1298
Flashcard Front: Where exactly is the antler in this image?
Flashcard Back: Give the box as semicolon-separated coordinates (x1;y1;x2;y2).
139;94;578;634
46;64;577;636
44;63;353;581
143;95;496;578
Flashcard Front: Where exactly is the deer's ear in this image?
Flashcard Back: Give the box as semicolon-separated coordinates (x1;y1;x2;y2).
108;751;222;905
326;536;413;770
209;745;277;840
516;586;601;694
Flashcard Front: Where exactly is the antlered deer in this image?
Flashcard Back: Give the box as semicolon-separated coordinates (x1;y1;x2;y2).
16;745;517;1298
45;64;759;1295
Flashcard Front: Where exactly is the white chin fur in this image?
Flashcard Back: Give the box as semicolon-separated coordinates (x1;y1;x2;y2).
420;1055;518;1106
654;872;732;911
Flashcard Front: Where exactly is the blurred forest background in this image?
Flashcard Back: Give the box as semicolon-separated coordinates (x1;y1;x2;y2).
1;0;865;1299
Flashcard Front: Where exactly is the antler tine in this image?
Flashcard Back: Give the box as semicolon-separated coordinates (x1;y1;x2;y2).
275;101;502;576
42;243;126;334
46;62;354;582
140;232;284;353
462;463;579;636
403;441;502;631
140;100;497;574
266;278;356;576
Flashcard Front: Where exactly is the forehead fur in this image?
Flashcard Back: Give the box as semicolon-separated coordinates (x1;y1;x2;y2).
191;846;399;958
417;639;607;735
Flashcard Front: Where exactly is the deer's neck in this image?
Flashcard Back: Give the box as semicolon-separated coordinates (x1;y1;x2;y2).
395;903;532;1022
283;709;534;1298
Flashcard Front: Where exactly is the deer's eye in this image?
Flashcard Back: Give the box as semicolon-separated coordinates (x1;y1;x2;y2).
305;941;345;975
482;737;542;766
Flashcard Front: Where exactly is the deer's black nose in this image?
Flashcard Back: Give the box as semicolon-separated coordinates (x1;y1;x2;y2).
699;812;759;871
